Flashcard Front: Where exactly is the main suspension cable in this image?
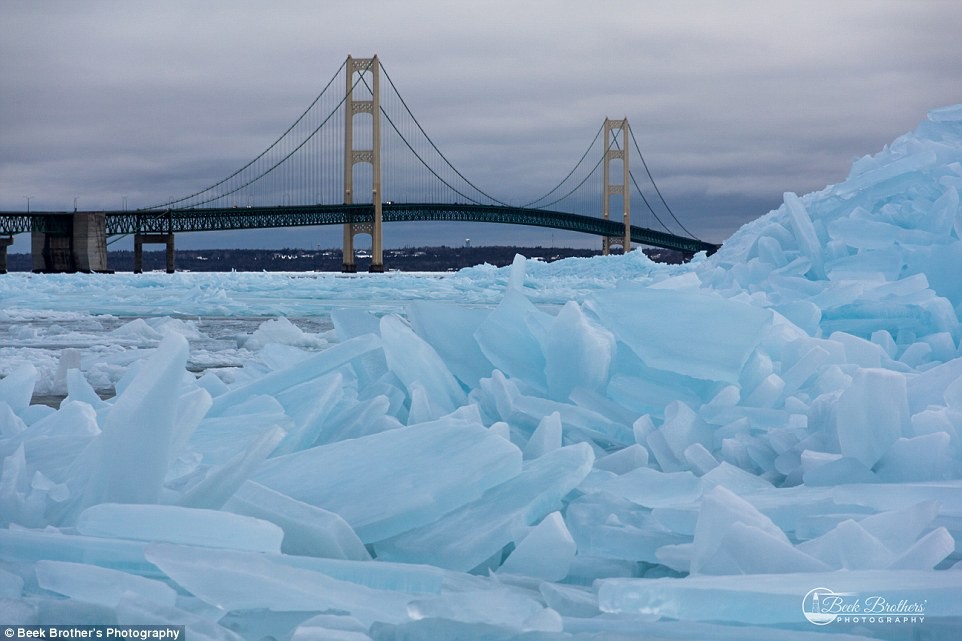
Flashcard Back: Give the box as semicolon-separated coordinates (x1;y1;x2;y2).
144;58;350;210
608;132;672;234
628;123;697;239
176;60;372;209
379;106;488;205
378;62;509;206
523;121;604;208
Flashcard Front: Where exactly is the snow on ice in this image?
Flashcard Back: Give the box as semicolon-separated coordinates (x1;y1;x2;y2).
2;105;962;638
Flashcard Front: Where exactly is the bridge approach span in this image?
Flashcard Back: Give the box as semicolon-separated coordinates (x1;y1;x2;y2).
102;203;718;255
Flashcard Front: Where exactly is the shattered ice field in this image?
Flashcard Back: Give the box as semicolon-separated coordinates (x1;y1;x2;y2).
3;105;962;640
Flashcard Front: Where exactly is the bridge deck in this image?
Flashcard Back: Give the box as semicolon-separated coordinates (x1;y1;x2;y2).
0;204;718;255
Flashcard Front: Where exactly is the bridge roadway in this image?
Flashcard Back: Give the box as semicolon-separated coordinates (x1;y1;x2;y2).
0;203;719;255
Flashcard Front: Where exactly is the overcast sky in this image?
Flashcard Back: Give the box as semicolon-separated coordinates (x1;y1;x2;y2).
2;1;961;251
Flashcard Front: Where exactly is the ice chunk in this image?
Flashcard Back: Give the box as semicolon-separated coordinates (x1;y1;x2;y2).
755;234;787;267
743;373;784;408
170;386;213;459
331;307;382;341
0;403;26;438
81;333;189;507
588;284;772;384
474;288;551;389
783;192;826;278
929;103;962;122
0;528;153;576
904;241;962;309
180;424;286;510
596;443;650;474
597;570;962;625
51;348;82;396
109;318;164;341
224;481;370;560
857;500;940;554
375;443;593;571
208;332;382;416
313;393;401;445
658;401;712;463
796;519;895;570
290;615;372;641
700;461;773;493
522;411;562;459
77;503;284;552
266;372;345;455
243;316;326;350
543;301;615;400
35;560;177;608
802;456;879;486
888;527;956;570
497;511;576;580
0;567;23;598
705;521;829;574
145;543;412;626
255;416;522;542
909;355;962;412
0;363;37;414
64;369;107;410
691;485;791;574
196;371;230;397
595;467;702;508
406;300;494;388
779;344;831;397
835;368;908;467
188;395;288;464
406;587;552;632
380;314;466;417
1;445;48;528
478;371;634;445
833;481;962;515
875;432;951;482
116;593;245;641
836;149;937;199
539;582;599;618
508;252;526;290
829;330;885;368
567;493;689;564
683;443;718;475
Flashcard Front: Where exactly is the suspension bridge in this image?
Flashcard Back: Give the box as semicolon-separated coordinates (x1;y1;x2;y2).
0;55;718;273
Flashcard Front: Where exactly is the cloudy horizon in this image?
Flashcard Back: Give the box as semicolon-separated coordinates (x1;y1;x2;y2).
2;1;961;251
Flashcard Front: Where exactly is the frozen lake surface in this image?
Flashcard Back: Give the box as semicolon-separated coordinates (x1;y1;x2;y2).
3;105;962;638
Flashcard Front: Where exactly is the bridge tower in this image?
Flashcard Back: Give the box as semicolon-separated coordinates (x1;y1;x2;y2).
602;118;630;255
342;55;384;273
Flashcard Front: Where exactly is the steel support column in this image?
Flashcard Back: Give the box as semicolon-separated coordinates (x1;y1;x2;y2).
602;118;630;255
342;55;384;273
134;233;174;273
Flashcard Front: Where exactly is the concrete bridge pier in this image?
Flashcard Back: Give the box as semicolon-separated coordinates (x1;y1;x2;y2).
31;212;108;273
134;233;175;273
0;235;13;273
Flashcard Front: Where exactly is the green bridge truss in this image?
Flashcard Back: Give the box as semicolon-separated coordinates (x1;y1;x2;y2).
1;204;719;255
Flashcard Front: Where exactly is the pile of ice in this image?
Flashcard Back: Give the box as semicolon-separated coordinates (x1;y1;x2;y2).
3;105;962;639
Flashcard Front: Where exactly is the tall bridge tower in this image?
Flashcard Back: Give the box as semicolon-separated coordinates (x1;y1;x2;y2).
342;55;384;272
602;118;630;255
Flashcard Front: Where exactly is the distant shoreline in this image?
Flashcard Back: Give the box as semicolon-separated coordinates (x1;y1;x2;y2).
5;245;685;272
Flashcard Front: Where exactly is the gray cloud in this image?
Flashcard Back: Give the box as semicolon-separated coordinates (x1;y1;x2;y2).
2;0;961;249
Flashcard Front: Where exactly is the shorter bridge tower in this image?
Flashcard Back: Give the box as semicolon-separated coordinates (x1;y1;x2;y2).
602;118;630;255
342;55;384;273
